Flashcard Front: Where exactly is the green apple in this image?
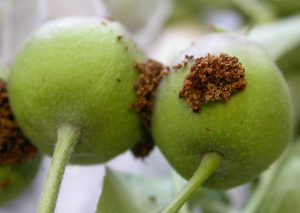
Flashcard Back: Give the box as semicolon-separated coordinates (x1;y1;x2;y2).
152;33;293;190
8;18;147;164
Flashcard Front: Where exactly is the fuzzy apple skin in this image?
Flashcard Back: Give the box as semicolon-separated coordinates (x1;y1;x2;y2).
0;155;41;206
8;18;146;164
152;34;293;190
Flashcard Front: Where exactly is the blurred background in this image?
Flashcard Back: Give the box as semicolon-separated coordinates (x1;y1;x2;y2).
0;0;299;213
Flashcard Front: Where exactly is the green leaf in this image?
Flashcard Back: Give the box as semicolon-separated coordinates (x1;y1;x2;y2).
232;0;275;24
258;157;300;213
95;168;174;213
96;167;233;213
243;140;300;213
247;14;300;60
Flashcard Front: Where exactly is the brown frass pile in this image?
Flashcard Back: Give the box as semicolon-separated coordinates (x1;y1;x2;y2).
132;60;169;158
179;53;247;112
0;80;36;164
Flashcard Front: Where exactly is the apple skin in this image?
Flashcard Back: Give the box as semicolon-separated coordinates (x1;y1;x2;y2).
8;18;146;164
152;34;293;190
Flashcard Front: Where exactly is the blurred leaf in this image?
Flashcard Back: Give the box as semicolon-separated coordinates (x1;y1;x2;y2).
188;188;232;213
167;0;233;25
249;16;300;138
276;43;300;76
103;0;158;32
248;14;300;60
102;0;171;46
96;168;174;213
96;168;233;213
259;157;300;213
265;0;300;18
232;0;275;24
243;139;300;213
249;15;300;138
0;63;7;81
210;25;230;33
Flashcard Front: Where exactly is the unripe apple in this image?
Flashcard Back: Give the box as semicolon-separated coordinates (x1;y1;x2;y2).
152;34;293;190
8;17;147;164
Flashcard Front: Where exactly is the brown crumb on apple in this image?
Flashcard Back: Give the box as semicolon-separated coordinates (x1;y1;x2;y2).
179;53;247;112
0;80;36;164
173;63;183;69
173;55;194;70
131;59;169;158
185;55;194;59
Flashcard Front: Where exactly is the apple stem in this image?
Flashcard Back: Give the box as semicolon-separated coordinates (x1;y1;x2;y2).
38;124;80;213
161;152;223;213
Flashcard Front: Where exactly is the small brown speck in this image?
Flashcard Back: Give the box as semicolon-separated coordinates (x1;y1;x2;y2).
116;78;121;82
117;36;122;41
185;55;194;59
149;196;156;203
105;16;116;22
183;59;189;66
173;63;182;69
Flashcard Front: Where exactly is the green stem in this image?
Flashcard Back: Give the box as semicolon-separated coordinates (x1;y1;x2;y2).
38;124;80;213
161;152;223;213
171;171;189;213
